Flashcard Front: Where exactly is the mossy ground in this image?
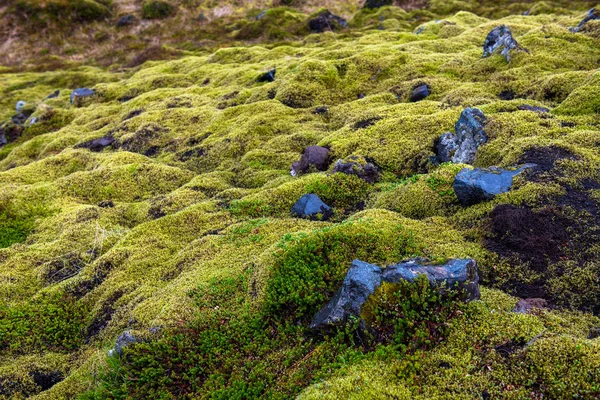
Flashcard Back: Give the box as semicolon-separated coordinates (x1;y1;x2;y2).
1;1;600;398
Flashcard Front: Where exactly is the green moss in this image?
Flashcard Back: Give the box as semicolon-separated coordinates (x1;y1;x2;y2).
141;0;175;19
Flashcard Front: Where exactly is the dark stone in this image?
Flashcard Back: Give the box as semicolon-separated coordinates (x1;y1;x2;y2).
513;298;548;314
108;331;138;356
45;90;60;100
310;260;382;329
0;133;6;148
308;10;348;33
352;116;381;130
291;146;330;176
98;200;115;208
117;14;136;27
453;164;537;205
448;107;487;165
588;327;600;339
257;68;276;83
409;83;430;102
70;88;96;104
313;106;329;115
291;194;332;220
75;135;116;152
383;258;480;301
482;25;521;63
570;8;600;32
363;0;393;9
30;370;64;391
332;156;380;183
498;90;516;100
517;104;550;113
437;132;459;163
358;93;365;99
123;109;144;120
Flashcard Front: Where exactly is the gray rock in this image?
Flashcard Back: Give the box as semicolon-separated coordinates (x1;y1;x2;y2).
483;25;521;63
291;194;332;220
437;132;459;163
332;156;380;183
117;14;136;27
70;88;96;104
108;331;138;356
453;164;537;205
308;10;347;33
513;298;548;314
570;8;599;32
363;0;393;9
310;260;382;329
257;68;276;83
517;105;550;113
291;146;330;176
16;100;26;112
44;90;60;100
409;83;430;102
75;135;116;152
451;108;487;165
383;258;480;301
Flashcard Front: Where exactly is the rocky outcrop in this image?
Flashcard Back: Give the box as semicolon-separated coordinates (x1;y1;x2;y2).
308;10;347;33
570;8;599;33
332;156;380;183
453;164;537;205
291;146;330;176
438;108;487;165
482;25;522;63
291;194;332;220
310;258;480;330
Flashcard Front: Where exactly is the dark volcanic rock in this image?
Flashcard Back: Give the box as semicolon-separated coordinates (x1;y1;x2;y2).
313;106;329;115
76;135;116;152
409;83;430;102
117;14;136;27
45;90;60;100
70;88;96;104
308;10;348;33
453;164;537;205
291;194;332;220
332;156;380;183
440;108;487;165
517;104;550;113
310;260;382;329
482;25;521;62
363;0;393;9
498;90;516;100
291;146;330;176
513;298;548;314
108;331;138;357
257;68;276;83
570;8;600;32
383;258;480;301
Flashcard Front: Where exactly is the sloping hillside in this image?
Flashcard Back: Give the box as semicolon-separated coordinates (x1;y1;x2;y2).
1;1;600;398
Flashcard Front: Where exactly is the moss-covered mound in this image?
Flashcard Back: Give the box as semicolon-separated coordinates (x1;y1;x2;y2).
1;1;600;398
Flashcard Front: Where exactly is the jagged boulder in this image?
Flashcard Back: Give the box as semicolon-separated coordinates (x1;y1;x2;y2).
291;146;330;176
332;155;380;183
437;132;459;163
570;8;599;32
310;258;480;330
308;10;347;33
70;88;96;104
482;25;523;62
438;108;487;165
291;194;332;220
257;68;276;83
453;164;537;205
363;0;393;9
409;83;430;102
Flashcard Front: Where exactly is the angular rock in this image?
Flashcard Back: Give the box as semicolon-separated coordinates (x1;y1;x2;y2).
117;14;136;27
437;132;459;163
45;90;60;100
70;88;96;104
108;331;138;357
310;260;382;329
308;10;348;33
313;106;329;115
383;258;480;301
513;298;548;314
482;25;522;63
570;8;600;32
409;83;430;102
16;100;26;112
451;107;487;165
291;194;332;220
363;0;393;9
517;104;550;113
453;164;537;205
75;135;116;152
257;68;276;83
332;156;380;183
291;146;330;176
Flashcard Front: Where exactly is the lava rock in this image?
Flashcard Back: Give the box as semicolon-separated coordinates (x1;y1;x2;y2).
70;88;96;104
108;331;138;357
482;25;521;63
308;10;348;33
117;14;136;27
453;164;537;205
383;258;481;301
332;155;380;183
570;8;600;32
517;104;550;113
313;106;329;115
75;135;116;152
98;200;115;208
45;90;60;100
16;100;26;112
310;260;382;329
257;68;276;83
498;90;516;100
291;146;330;176
291;194;332;220
409;83;430;102
513;298;548;314
363;0;393;9
441;107;487;165
437;132;459;163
